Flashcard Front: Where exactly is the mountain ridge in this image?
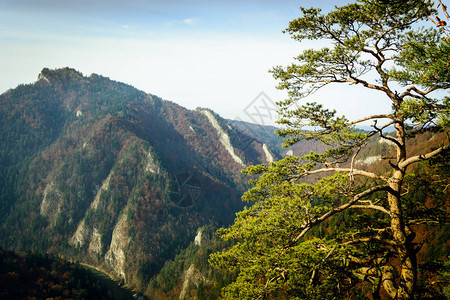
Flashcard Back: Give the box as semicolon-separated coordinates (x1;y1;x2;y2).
0;67;277;292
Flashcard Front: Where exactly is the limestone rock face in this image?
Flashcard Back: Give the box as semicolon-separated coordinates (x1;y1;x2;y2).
194;230;202;247
40;182;63;225
145;151;160;174
91;172;112;210
70;220;88;247
105;213;130;281
37;72;50;83
200;109;245;167
179;264;208;300
262;143;274;163
356;155;381;166
88;228;102;254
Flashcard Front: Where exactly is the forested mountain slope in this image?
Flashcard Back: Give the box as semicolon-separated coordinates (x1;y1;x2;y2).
0;67;277;291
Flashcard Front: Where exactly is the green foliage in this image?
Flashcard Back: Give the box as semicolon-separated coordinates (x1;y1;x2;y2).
211;1;449;299
146;225;234;300
276;102;367;150
439;259;450;298
211;156;372;299
272;0;435;103
403;153;449;226
390;29;449;89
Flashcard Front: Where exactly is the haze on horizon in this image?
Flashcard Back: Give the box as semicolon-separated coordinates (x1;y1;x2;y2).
0;0;392;125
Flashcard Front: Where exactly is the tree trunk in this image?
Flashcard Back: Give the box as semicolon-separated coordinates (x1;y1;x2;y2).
385;120;417;299
387;177;416;299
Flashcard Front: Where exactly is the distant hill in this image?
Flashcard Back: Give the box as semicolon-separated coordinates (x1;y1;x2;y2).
229;119;397;155
229;119;326;157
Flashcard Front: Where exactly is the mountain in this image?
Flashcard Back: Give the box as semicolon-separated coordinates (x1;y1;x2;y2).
0;67;278;292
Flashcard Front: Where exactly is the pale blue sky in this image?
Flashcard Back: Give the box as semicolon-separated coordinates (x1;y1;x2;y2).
0;0;391;125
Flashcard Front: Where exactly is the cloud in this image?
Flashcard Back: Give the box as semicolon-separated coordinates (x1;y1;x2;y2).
183;17;201;26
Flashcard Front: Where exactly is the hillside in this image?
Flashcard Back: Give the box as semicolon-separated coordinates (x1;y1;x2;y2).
0;247;136;300
0;67;278;292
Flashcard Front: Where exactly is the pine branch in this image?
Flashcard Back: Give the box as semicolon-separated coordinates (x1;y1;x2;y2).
350;204;390;215
288;185;391;247
399;144;449;169
345;236;396;246
345;114;394;127
400;84;450;98
289;167;388;182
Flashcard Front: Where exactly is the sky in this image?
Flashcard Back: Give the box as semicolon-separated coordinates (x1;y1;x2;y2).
0;0;393;125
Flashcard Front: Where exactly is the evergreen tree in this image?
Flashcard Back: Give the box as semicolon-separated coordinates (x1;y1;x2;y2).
211;1;449;299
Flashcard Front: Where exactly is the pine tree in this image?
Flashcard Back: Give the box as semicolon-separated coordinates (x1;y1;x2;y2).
210;1;449;299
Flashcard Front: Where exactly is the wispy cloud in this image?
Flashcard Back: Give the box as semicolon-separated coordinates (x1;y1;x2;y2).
0;0;389;123
183;17;201;26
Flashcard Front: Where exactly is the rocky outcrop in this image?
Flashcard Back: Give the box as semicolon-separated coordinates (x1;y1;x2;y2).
70;170;113;247
37;72;50;83
40;181;63;224
200;109;245;167
356;155;381;166
262;143;274;163
194;230;202;247
285;149;294;156
88;228;102;254
145;151;160;174
70;219;88;247
91;172;112;210
179;264;208;300
105;213;130;281
378;137;396;146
